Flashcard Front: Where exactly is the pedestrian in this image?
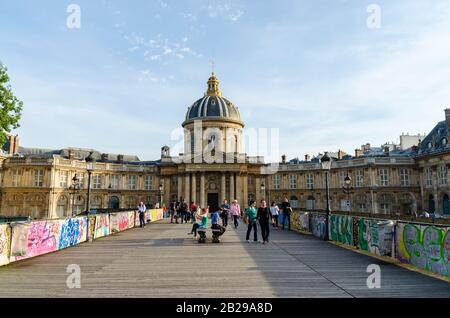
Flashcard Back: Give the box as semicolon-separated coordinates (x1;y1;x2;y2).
188;208;209;238
178;198;188;224
257;200;271;244
245;200;258;243
281;197;292;231
230;199;241;229
169;200;176;223
211;208;226;238
190;201;198;224
270;201;280;228
137;201;146;228
220;199;230;227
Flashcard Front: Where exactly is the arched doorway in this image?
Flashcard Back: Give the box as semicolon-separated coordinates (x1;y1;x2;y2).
109;196;120;209
307;196;315;210
428;194;435;213
443;194;450;215
56;195;69;218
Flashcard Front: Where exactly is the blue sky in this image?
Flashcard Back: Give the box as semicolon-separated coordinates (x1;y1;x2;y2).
1;0;450;160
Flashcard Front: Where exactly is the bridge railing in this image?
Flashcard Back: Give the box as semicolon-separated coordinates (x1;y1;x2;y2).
287;210;450;278
0;209;165;267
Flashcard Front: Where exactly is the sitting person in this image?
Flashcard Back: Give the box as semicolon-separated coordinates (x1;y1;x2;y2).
188;208;209;237
211;208;226;237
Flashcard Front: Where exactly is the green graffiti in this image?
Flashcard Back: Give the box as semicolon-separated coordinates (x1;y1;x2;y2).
401;224;449;277
329;215;353;245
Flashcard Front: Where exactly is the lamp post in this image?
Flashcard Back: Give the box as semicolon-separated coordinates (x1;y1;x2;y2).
85;152;95;214
159;184;164;207
343;174;353;212
320;152;332;241
69;174;80;217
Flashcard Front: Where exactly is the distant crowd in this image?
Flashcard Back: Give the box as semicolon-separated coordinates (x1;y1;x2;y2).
166;197;293;244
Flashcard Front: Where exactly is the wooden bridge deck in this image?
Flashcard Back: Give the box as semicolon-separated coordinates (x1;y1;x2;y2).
0;219;449;298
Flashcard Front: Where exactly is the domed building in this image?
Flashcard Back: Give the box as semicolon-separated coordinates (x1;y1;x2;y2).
160;73;266;212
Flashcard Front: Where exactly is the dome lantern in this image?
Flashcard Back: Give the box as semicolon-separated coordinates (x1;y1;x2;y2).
206;72;222;97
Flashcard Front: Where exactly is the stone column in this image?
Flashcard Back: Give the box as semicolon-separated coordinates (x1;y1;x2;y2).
191;173;197;204
243;174;248;207
200;173;206;208
255;176;261;204
221;173;226;202
236;173;242;205
184;173;190;203
177;175;183;201
230;173;235;201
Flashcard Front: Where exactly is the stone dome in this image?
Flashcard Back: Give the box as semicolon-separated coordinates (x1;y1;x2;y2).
183;73;243;126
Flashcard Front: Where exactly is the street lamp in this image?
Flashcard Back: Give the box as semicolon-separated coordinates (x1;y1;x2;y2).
85;152;96;214
69;174;80;216
320;152;332;241
261;182;266;201
343;174;353;212
159;183;164;207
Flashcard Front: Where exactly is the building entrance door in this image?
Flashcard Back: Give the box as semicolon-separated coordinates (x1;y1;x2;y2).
207;193;219;212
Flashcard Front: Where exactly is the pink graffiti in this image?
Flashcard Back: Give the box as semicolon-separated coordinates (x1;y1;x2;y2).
17;221;58;260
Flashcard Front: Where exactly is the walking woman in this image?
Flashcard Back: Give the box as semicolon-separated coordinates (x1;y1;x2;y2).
230;200;241;229
257;200;271;244
245;200;258;243
270;201;280;228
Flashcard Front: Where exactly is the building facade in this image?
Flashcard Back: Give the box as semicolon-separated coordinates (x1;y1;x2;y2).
0;74;448;219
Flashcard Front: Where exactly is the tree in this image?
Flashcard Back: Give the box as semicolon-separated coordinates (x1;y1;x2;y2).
0;63;23;145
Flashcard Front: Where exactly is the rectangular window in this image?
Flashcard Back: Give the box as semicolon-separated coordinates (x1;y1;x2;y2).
306;173;314;190
92;174;102;189
77;173;85;189
400;169;410;186
59;171;69;188
12;169;21;187
144;175;153;190
356;170;364;187
339;171;347;187
272;175;280;190
128;175;137;190
439;165;448;186
379;169;389;186
289;175;297;189
110;175;119;189
33;170;44;187
424;167;433;187
380;203;389;213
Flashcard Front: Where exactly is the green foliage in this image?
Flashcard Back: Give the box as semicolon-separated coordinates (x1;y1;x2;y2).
0;63;23;146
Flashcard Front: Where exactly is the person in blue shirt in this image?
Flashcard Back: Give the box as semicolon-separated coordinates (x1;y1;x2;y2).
212;208;226;237
220;199;231;227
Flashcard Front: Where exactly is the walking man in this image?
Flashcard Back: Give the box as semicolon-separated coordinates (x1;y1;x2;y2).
281;197;292;231
138;201;146;228
220;199;230;227
230;200;241;229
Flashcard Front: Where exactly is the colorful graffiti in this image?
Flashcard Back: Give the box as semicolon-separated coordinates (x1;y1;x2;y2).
310;214;327;239
58;217;87;249
94;214;110;239
396;223;450;277
329;215;353;245
110;212;134;233
358;219;394;256
0;224;11;266
10;220;61;261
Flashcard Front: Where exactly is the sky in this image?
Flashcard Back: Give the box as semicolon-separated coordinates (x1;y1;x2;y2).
1;0;450;161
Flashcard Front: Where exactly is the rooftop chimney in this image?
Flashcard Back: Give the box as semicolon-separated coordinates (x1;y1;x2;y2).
305;154;311;162
117;154;124;163
101;153;108;161
445;108;450;126
281;154;286;164
7;135;19;155
68;149;75;160
337;149;346;160
355;149;364;158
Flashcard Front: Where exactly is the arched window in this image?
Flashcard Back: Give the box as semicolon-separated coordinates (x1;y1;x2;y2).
306;195;315;210
56;195;68;218
428;194;435;213
109;196;120;209
443;194;450;215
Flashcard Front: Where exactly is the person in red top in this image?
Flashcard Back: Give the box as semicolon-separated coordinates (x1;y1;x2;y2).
190;202;198;224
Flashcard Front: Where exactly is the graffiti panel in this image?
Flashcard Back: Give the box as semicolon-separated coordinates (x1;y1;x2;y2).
94;214;110;239
357;218;394;256
0;224;11;266
58;217;87;249
10;220;62;261
396;223;449;277
110;212;131;233
329;215;353;246
309;214;326;239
